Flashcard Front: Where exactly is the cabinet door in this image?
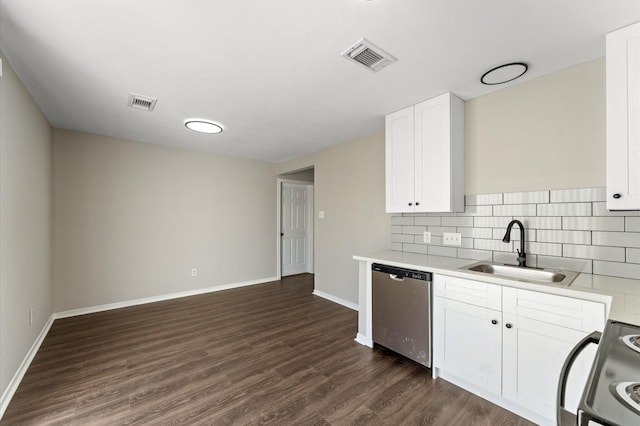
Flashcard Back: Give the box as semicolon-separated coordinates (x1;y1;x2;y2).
385;106;416;212
414;93;464;212
433;297;502;395
502;314;595;421
607;22;640;209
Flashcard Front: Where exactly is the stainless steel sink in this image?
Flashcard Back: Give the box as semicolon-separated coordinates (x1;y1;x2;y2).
458;261;579;287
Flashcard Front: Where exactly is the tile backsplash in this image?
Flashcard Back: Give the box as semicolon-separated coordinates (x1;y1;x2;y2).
391;187;640;280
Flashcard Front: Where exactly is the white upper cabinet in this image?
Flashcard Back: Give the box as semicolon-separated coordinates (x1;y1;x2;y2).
607;21;640;210
385;92;464;213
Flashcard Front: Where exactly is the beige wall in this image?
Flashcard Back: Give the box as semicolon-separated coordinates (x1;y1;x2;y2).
53;130;277;311
465;58;606;194
0;53;53;395
277;131;390;304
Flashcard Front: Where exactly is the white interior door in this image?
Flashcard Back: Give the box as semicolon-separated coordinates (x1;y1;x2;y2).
281;183;311;276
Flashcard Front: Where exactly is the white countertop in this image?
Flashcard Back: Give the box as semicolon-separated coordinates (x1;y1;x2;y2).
354;251;640;326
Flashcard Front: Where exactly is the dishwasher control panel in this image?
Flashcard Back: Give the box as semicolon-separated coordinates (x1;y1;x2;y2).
372;263;432;281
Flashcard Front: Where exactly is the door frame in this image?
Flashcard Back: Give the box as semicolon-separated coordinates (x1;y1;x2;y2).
276;178;314;279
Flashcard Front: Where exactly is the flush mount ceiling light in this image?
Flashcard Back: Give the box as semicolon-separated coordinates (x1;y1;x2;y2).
480;62;528;85
184;120;223;134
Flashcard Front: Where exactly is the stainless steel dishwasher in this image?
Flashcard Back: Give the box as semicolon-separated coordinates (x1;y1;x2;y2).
372;263;432;367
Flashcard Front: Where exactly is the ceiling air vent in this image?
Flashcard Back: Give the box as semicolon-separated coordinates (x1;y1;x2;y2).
341;38;397;72
127;93;157;112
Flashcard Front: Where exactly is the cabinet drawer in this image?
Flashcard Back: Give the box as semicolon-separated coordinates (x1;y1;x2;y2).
434;274;501;310
502;287;605;332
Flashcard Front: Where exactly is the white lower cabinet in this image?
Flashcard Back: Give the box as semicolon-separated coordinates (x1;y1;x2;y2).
433;275;605;425
433;298;502;394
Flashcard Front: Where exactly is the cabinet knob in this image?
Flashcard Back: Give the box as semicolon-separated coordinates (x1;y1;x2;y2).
415;202;420;206
505;323;513;329
491;319;498;325
408;202;413;206
613;193;622;199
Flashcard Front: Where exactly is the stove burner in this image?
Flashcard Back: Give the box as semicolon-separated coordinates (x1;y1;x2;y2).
612;382;640;413
621;334;640;354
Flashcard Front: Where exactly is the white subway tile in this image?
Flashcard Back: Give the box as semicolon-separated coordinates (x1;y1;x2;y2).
414;216;441;226
493;204;537;217
627;248;640;264
492;228;536;242
403;243;428;255
457;249;493;261
392;234;415;243
414;235;441;245
427;226;457;236
474;216;512;228
391;225;403;234
402;225;427;235
391;242;403;251
528;242;562;257
592;232;640;248
461;237;474;249
550;187;606;203
537;256;593;273
427;211;457;217
458;205;493;216
563;217;624;231
503;190;549;204
537;203;592;217
563;244;626;262
520;217;562;229
475;238;512;252
626;217;640;232
441;216;474;227
591;202;640;216
459;227;493;239
537;230;591;245
430;236;443;246
391;216;414;226
428;245;457;257
593;261;640;280
465;193;503;206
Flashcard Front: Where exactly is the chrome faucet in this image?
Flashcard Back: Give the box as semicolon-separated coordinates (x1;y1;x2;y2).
503;219;527;267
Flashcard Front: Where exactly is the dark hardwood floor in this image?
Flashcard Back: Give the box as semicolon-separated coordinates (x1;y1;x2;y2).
2;274;533;425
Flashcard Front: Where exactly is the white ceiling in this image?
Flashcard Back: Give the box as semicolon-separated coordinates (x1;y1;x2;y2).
1;1;638;163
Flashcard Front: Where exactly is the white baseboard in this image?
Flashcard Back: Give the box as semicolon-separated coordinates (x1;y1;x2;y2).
354;332;373;347
55;276;279;319
312;289;358;311
0;314;55;420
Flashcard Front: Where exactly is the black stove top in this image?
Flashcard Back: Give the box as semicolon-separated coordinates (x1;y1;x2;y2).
579;321;640;425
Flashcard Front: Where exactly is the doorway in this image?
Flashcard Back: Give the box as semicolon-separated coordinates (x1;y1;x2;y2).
277;168;314;279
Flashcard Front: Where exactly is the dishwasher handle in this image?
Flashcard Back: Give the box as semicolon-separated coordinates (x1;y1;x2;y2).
389;274;405;282
556;330;601;426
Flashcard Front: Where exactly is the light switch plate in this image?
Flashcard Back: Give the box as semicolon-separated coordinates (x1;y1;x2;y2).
443;232;462;246
423;231;431;244
318;211;325;219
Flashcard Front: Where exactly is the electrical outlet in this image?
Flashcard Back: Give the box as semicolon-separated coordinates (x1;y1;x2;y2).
191;268;198;277
29;308;33;325
443;232;462;246
423;231;431;244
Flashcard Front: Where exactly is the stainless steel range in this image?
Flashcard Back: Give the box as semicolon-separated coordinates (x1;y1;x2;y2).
559;320;640;425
